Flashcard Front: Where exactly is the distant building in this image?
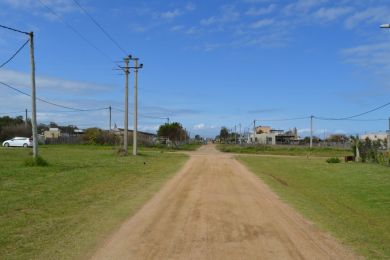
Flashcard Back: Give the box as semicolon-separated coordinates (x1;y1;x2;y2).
360;132;388;141
44;128;61;139
249;126;299;145
111;126;157;144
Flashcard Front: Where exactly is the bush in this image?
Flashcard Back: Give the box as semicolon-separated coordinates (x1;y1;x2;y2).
326;157;341;163
83;128;120;145
24;156;49;167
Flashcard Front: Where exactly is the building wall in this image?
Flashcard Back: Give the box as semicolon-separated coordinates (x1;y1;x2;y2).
360;132;388;141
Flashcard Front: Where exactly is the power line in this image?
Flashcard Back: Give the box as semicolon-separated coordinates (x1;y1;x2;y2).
255;116;310;122
0;81;108;111
71;0;127;55
111;107;169;120
0;110;26;115
315;101;390;121
0;24;29;35
0;39;29;69
37;0;115;63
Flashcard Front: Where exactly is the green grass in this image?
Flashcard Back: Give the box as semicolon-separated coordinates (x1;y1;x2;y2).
0;145;187;260
147;142;202;151
218;144;352;157
238;156;390;259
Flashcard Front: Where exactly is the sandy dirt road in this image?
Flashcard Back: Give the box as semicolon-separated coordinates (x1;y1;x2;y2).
91;144;358;260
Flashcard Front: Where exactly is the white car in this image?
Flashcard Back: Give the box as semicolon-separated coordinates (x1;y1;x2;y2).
2;137;33;148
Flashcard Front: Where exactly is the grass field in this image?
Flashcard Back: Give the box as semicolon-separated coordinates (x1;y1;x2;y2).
0;145;188;259
218;144;352;157
238;156;390;259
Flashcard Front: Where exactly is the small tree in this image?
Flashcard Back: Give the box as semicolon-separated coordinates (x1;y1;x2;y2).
220;127;229;143
157;122;187;145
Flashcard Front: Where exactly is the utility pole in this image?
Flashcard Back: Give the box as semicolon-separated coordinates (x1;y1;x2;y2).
123;55;130;155
310;115;314;149
109;106;112;131
253;120;256;144
239;123;242;144
388;117;390;151
29;32;38;159
130;57;143;156
25;109;28;127
234;125;237;144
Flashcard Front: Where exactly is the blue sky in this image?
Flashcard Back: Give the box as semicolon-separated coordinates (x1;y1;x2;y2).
1;0;390;137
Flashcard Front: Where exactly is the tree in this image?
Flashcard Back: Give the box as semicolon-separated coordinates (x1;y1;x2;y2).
220;127;229;142
157;122;187;144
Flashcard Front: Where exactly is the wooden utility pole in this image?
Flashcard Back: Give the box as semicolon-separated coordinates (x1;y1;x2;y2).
132;58;142;156
310;115;314;149
388;117;390;151
109;106;112;131
25;109;28;126
253;120;256;144
234;125;237;144
29;32;38;159
123;56;130;155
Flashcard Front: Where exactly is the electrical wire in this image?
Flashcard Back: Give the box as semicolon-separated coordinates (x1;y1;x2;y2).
71;0;127;55
111;107;169;121
0;81;109;111
37;0;115;64
315;101;390;121
0;110;26;115
0;39;29;69
0;24;29;35
255;116;310;122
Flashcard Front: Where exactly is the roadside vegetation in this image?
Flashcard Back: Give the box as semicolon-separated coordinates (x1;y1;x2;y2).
0;145;187;259
238;156;390;259
218;144;352;157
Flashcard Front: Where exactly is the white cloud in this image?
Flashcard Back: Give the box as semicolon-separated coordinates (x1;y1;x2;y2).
284;0;328;14
250;19;274;29
200;5;240;26
345;7;390;29
194;123;205;130
161;9;182;19
314;7;353;22
0;69;109;93
246;4;276;16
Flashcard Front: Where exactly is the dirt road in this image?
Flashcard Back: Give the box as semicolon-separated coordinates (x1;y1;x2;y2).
92;144;357;259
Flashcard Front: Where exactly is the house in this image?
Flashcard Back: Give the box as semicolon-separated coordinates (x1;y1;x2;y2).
248;126;299;145
360;132;388;141
44;128;61;139
111;126;157;145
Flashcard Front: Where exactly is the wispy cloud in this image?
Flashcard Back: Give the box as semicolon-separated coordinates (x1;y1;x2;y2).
0;69;109;93
250;18;274;29
245;4;276;16
345;7;390;29
314;7;353;22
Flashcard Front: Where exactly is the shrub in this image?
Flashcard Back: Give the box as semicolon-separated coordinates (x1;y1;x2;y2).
326;157;341;163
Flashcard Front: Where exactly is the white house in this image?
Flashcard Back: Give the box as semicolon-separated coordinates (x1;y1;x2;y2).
360;132;388;141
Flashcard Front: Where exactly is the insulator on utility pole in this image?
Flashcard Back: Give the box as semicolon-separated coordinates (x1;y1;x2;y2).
29;31;38;159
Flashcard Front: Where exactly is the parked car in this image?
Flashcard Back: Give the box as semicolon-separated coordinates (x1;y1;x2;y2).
2;137;33;147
